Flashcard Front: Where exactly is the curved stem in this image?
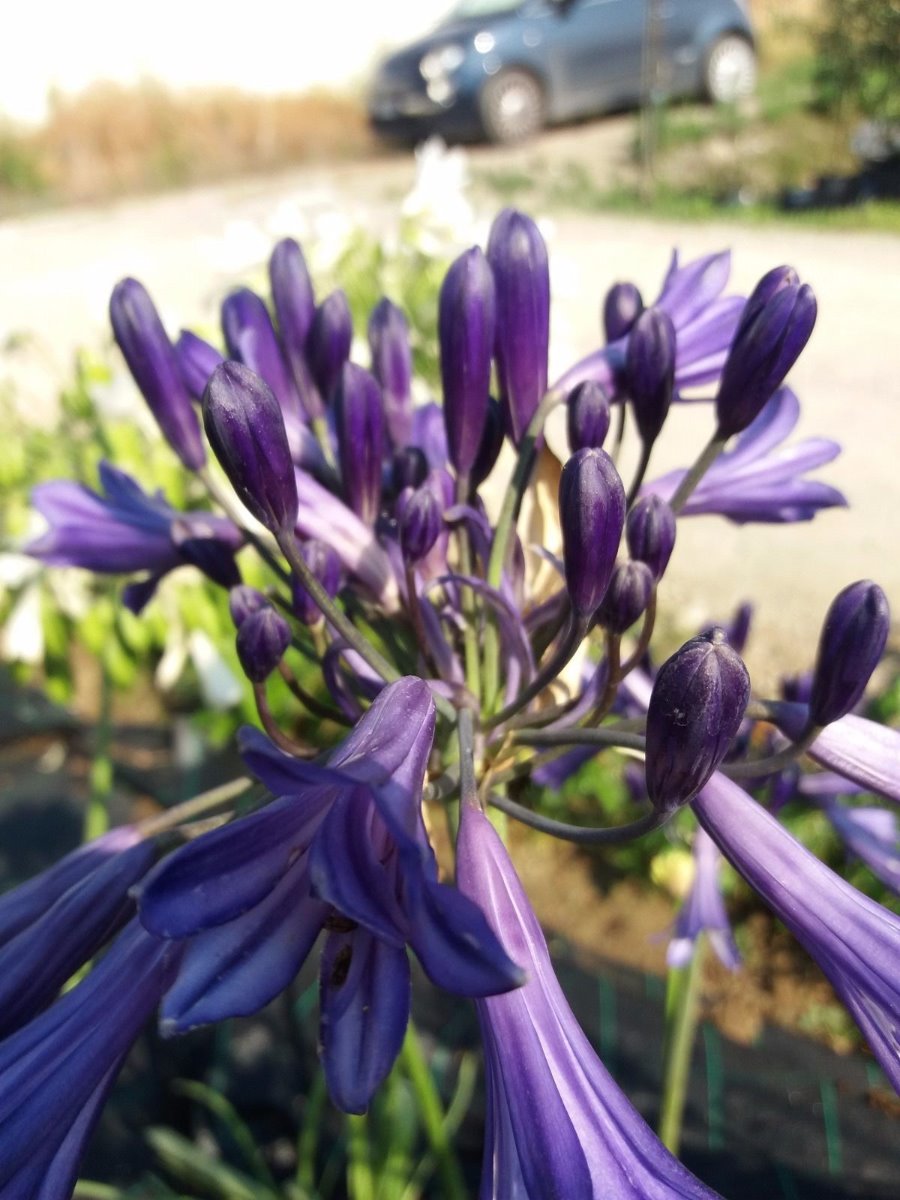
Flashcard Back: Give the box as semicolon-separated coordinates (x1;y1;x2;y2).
488;795;665;844
611;398;627;466
513;726;646;753
277;661;350;725
137;776;253;837
619;589;657;675
253;682;313;756
723;723;820;779
625;437;654;509
198;466;291;584
486;612;589;730
669;432;727;514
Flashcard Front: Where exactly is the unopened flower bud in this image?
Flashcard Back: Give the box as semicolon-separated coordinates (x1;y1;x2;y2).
307;290;353;404
625;308;676;447
626;494;676;580
487;209;550;445
236;606;291;682
175;330;223;400
399;486;443;564
603;281;643;342
559;447;626;619
470;397;505;489
292;541;342;625
716;266;817;439
439;247;496;477
567;380;611;452
369;298;414;448
335;364;385;525
110;278;206;470
202;361;298;534
646;629;751;814
809;581;890;726
597;560;654;634
269;237;322;420
229;585;268;628
221;287;301;421
391;446;429;494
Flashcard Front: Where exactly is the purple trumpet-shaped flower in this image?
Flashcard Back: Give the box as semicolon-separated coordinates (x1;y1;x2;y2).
559;447;626;619
567;380;611;452
603;281;643;342
0;921;182;1195
139;679;522;1112
715;266;817;439
668;828;740;971
0;827;154;1041
292;540;343;625
109;278;206;470
307;289;353;405
557;249;742;399
399;486;443;565
645;629;750;814
487;208;550;445
175;329;224;399
335;364;386;525
439;246;496;477
597;560;654;635
235;605;291;682
626;307;676;447
457;803;721;1199
27;461;241;612
809;580;890;726
647;387;846;524
203;361;299;534
369;298;414;448
269;237;323;420
767;701;900;807
626;494;676;581
693;772;900;1093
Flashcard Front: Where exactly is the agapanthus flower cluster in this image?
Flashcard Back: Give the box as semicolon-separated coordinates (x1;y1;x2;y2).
11;205;899;1199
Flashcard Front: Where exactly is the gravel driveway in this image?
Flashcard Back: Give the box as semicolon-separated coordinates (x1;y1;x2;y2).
1;129;897;686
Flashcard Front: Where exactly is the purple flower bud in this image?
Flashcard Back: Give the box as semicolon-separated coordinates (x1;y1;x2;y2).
716;266;817;439
470;397;505;489
625;307;676;447
228;584;268;628
567;380;611;452
202;361;298;534
391;446;429;494
809;581;890;726
597;560;654;634
269;238;323;420
399;486;443;564
221;288;301;422
369;298;414;448
292;540;342;625
439;247;496;477
307;290;353;405
335;363;385;525
236;606;291;682
603;280;644;342
109;278;206;470
559;448;626;619
626;494;676;580
175;330;223;400
487;209;550;445
646;629;751;814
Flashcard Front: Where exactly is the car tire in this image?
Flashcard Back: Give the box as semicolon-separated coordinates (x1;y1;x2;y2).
479;69;545;144
703;35;757;104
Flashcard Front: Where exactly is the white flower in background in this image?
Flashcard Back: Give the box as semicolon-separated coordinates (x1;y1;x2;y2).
401;137;476;253
188;629;243;710
1;581;43;665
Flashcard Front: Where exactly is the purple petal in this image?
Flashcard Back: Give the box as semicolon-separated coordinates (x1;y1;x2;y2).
656;250;732;326
319;927;410;1114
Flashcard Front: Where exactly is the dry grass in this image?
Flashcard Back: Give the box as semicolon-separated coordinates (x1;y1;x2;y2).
0;80;375;209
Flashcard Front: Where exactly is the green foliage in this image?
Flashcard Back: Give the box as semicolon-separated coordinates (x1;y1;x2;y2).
814;0;900;123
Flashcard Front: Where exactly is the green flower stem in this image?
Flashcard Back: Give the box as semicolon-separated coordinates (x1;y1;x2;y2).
668;433;727;514
722;723;820;779
486;612;589;730
137;776;253;837
625;437;655;509
84;651;113;843
198;466;291;584
346;1113;375;1200
659;934;706;1155
455;473;482;703
294;1069;328;1194
483;388;564;711
399;1024;468;1200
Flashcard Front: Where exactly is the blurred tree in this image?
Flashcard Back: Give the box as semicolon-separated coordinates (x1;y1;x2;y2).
814;0;900;125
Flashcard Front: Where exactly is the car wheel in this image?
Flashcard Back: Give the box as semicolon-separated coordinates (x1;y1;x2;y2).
703;35;756;104
479;70;545;144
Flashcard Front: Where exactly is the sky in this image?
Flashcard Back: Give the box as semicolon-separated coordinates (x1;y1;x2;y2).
1;0;453;123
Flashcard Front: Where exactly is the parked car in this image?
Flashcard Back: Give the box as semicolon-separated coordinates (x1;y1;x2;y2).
369;0;756;144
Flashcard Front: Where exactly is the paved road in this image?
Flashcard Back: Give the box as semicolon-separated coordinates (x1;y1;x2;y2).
1;139;898;685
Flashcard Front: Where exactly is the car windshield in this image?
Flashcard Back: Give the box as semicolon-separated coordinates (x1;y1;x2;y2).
447;0;524;19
